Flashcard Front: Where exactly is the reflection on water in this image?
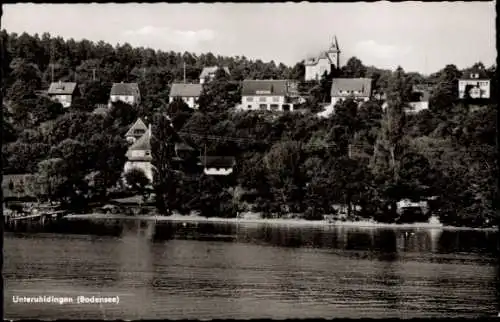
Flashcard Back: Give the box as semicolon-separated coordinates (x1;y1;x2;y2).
4;219;499;319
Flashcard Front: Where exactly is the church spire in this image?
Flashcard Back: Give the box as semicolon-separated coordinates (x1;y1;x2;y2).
330;35;340;53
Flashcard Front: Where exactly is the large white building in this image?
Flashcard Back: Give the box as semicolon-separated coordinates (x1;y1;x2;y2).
240;80;295;112
305;36;341;81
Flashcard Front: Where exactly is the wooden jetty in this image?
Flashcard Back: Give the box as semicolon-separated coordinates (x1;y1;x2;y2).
4;206;68;231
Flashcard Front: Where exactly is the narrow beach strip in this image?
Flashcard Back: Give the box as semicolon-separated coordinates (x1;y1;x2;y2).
63;213;497;231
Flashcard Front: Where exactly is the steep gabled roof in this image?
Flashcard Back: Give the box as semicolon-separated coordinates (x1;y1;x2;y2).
110;82;140;96
199;66;231;79
241;79;289;96
170;83;203;97
128;128;151;151
125;118;148;137
330;78;372;97
48;82;77;95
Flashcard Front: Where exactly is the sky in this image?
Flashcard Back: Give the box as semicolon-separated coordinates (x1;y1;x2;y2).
2;2;496;75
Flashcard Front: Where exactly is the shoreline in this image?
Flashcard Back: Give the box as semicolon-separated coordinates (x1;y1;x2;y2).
64;213;497;232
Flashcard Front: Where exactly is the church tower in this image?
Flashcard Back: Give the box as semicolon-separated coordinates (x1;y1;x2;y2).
327;35;341;69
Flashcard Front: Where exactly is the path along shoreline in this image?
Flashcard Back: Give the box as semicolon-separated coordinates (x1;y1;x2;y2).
64;213;497;231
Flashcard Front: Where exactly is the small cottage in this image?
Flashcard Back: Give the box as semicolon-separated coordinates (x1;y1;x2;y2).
47;81;79;108
407;85;431;114
169;83;203;109
109;82;141;107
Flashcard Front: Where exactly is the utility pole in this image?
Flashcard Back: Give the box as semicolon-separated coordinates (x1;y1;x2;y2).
143;67;146;80
92;68;96;81
51;64;54;83
183;62;186;84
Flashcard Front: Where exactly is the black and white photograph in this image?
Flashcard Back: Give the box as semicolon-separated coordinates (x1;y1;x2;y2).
1;2;498;319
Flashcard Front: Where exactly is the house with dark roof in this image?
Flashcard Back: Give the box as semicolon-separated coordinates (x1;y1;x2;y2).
199;66;230;84
47;81;80;108
330;78;372;107
109;82;141;107
458;71;490;100
169;83;203;109
240;79;295;112
305;36;341;81
125;118;149;144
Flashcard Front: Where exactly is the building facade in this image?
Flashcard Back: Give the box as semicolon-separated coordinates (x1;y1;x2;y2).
109;82;141;107
407;84;431;114
458;72;490;99
240;80;295;111
305;36;341;81
330;78;372;107
123;123;153;184
169;83;203;109
47;81;79;108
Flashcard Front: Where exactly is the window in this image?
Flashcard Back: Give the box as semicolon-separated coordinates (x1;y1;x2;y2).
272;96;280;102
247;105;252;109
259;97;267;102
145;151;151;156
283;104;290;111
270;104;279;110
259;104;267;110
246;97;254;102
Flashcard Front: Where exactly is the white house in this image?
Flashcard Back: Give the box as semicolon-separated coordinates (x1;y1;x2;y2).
407;85;431;114
240;79;295;112
169;83;203;109
109;82;141;107
330;78;372;107
305;36;341;81
123;125;153;184
458;72;490;99
47;81;79;108
199;66;230;84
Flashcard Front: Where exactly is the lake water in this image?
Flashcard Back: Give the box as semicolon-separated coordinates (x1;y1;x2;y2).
4;219;499;319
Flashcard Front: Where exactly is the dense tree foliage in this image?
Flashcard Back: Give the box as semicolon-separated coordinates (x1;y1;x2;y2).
2;30;497;227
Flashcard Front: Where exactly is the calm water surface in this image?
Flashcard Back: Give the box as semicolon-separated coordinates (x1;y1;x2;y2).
4;219;499;319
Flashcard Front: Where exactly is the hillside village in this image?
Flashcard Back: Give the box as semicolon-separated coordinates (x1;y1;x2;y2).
1;31;497;228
